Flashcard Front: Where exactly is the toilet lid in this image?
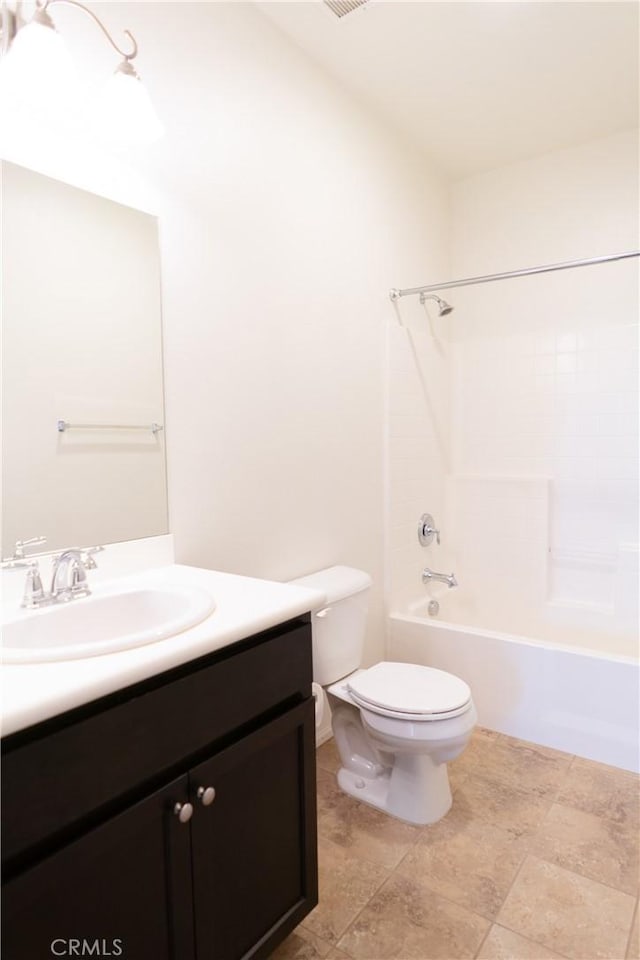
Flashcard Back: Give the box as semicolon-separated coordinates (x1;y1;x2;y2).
347;662;471;719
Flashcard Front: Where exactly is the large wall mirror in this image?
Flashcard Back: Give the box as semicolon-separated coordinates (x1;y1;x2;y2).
1;161;169;555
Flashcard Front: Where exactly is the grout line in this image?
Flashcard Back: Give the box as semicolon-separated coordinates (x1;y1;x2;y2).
545;792;640;835
335;859;495;957
474;923;574;960
623;896;639;960
519;851;639;901
332;863;394;954
316;741;639;957
318;825;407;878
473;921;493;959
495;851;532;922
492;853;579;960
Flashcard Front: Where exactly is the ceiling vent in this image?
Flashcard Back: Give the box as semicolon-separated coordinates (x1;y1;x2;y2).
323;0;369;19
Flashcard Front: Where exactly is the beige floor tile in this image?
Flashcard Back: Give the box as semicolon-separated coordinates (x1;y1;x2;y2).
316;768;422;870
477;735;573;799
337;872;489;959
270;927;333;959
448;727;499;786
497;855;636;960
532;802;640;895
301;836;389;945
476;726;501;743
556;757;640;829
453;771;551;838
317;739;341;774
627;906;639;960
397;808;529;919
476;924;568;959
326;950;351;960
497;732;571;761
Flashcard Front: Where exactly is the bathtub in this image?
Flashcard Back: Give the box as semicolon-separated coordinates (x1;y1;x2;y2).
389;596;639;773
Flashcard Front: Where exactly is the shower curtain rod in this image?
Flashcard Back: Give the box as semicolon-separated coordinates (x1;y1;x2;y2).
388;250;640;301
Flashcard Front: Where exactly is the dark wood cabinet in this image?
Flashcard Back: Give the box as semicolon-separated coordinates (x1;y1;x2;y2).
2;616;318;960
3;774;195;960
191;701;317;960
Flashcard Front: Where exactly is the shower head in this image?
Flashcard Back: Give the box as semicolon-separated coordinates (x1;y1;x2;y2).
420;293;454;316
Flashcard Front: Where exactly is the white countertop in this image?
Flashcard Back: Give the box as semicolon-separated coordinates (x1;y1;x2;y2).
1;563;325;737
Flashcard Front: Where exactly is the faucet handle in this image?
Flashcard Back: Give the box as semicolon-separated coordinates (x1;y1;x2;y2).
71;557;88;586
21;562;46;608
418;514;441;547
16;536;47;557
81;545;105;570
2;536;47;568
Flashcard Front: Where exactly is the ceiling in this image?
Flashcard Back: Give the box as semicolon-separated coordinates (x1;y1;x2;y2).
258;1;639;179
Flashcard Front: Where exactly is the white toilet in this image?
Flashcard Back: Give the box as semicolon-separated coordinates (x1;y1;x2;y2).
292;565;476;825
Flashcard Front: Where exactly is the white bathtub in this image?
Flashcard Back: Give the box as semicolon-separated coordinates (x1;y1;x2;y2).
389;597;640;773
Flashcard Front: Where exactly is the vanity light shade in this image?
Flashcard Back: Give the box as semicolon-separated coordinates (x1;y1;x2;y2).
94;61;164;145
0;15;76;106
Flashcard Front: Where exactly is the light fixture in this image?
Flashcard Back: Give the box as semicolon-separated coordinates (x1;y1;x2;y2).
0;0;163;144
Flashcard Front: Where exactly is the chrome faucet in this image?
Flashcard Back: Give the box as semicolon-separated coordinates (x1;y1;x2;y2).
51;550;92;602
1;541;105;609
422;567;458;589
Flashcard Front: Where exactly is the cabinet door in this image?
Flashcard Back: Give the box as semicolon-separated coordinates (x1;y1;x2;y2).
190;699;318;960
2;774;195;960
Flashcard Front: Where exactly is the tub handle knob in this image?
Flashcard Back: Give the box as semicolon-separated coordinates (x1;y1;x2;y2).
418;514;440;547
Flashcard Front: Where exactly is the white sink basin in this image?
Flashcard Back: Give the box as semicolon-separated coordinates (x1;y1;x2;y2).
2;584;216;663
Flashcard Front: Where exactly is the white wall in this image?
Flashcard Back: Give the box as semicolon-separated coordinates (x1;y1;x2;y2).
0;2;448;667
445;131;638;648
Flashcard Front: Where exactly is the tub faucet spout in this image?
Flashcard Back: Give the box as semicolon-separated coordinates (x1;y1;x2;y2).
422;567;458;589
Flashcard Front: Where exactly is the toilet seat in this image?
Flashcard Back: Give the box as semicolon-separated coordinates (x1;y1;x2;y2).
347;662;472;722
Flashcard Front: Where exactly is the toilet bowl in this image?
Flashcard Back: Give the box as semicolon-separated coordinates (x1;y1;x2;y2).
328;663;476;824
291;566;476;826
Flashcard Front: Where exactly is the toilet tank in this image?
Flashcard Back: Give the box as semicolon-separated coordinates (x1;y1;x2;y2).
290;566;372;685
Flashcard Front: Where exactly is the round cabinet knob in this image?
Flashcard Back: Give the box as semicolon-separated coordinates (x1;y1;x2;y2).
197;785;216;806
174;801;194;823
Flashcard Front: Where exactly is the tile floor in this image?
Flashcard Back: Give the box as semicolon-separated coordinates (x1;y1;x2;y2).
272;729;640;960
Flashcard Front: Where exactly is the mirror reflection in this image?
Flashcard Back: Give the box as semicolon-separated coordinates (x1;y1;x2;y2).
1;161;168;555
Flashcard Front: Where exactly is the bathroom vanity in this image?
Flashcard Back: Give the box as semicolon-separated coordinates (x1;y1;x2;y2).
1;165;322;960
1;564;323;960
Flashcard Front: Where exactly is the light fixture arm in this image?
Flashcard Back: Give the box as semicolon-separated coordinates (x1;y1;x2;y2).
36;0;138;60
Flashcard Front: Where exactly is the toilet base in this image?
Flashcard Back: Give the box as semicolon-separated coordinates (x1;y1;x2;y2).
336;751;453;826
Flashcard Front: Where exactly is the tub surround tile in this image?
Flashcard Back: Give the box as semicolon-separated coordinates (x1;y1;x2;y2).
497;855;636;960
302;836;389;945
476;924;569;959
556;757;640;829
532;802;640;895
397;811;529;920
336;872;490;959
316;768;422;870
